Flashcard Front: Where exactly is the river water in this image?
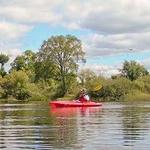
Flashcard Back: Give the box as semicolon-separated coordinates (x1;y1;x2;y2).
0;101;150;150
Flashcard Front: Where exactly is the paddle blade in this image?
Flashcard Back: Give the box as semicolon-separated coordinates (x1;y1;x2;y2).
92;84;102;91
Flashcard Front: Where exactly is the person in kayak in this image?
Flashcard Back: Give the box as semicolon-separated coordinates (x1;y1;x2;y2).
78;88;90;102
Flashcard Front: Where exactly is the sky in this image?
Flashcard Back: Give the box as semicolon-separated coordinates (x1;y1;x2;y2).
0;0;150;76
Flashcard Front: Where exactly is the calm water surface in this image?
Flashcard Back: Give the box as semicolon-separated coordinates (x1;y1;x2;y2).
0;101;150;150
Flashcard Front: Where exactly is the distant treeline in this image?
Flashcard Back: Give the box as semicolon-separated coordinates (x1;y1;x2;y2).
0;35;149;101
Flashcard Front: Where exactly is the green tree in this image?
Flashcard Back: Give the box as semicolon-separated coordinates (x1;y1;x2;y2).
10;50;36;81
34;58;56;81
0;54;9;69
121;60;149;81
0;70;30;100
100;77;132;101
11;50;36;71
37;35;85;96
0;54;9;77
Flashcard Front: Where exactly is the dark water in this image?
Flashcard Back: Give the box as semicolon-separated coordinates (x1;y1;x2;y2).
0;101;150;150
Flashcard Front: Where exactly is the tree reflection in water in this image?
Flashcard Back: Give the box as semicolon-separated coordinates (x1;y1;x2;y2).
122;103;150;147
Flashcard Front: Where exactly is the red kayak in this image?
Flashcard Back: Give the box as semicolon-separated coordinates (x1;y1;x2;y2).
50;100;102;107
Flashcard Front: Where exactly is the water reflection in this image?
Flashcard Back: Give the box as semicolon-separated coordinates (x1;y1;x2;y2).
122;103;150;148
50;107;102;117
49;107;102;149
0;102;150;150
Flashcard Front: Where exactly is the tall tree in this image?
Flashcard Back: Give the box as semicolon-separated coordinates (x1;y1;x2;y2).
37;35;85;96
34;57;56;81
121;60;149;81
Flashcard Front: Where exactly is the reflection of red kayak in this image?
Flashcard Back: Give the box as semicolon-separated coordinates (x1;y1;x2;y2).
50;101;102;107
50;107;102;117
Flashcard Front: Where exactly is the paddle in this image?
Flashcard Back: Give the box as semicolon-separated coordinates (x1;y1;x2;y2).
91;84;102;92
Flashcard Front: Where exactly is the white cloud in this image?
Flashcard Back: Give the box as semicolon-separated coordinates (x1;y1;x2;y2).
0;0;63;24
0;21;32;39
1;0;150;32
61;0;150;57
80;0;150;34
83;64;120;77
0;0;150;74
141;57;150;71
0;21;32;66
0;0;64;56
82;32;150;56
0;21;32;54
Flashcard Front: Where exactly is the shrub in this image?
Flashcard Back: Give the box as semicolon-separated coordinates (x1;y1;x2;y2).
99;77;132;101
26;83;47;101
124;90;150;101
0;70;30;100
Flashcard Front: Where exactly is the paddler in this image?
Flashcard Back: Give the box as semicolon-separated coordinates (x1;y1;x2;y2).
78;88;90;102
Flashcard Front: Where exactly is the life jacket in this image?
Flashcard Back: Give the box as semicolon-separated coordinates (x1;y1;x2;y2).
79;95;89;102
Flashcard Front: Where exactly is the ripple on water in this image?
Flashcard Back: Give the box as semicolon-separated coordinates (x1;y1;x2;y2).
0;102;150;150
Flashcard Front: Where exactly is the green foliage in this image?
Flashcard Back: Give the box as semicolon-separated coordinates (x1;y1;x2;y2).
85;75;107;92
121;60;149;81
0;75;4;97
36;79;58;99
0;68;7;77
26;83;47;101
99;77;132;101
65;72;78;94
10;50;36;81
11;50;36;71
0;54;9;77
98;75;150;102
133;75;150;93
34;60;56;81
0;54;9;68
0;70;57;101
0;70;30;100
1;37;150;102
11;56;25;71
124;90;150;101
38;35;85;96
78;69;108;99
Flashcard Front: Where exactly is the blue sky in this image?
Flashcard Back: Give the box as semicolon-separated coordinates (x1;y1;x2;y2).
87;51;150;65
22;24;90;51
0;0;150;76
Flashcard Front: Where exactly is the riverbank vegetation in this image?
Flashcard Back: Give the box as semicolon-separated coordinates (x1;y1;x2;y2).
0;35;150;102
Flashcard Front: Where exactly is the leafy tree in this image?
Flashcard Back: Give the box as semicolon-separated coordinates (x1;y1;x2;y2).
10;50;36;81
0;54;9;69
0;54;9;77
0;70;56;101
0;70;30;100
37;35;85;96
121;60;149;81
34;58;56;81
11;50;36;72
0;68;7;77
